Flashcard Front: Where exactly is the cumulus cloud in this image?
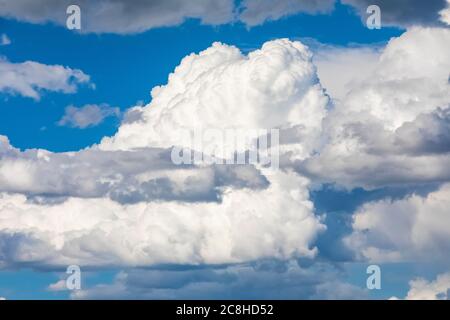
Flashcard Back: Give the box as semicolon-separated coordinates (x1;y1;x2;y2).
0;0;235;34
0;39;328;269
0;169;323;268
71;261;367;299
0;57;91;100
403;272;450;300
239;0;335;26
99;39;328;160
345;183;450;263
0;135;268;203
57;104;120;129
298;27;450;189
0;34;11;46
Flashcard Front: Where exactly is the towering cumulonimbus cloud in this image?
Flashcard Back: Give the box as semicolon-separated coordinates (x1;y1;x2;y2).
0;39;329;269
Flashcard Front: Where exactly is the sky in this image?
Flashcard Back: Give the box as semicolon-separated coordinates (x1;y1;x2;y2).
0;0;449;300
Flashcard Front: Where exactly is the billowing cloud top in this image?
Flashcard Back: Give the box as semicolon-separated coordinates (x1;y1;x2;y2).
0;39;329;269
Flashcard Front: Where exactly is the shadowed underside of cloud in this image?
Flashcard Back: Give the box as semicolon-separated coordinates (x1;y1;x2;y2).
70;261;368;299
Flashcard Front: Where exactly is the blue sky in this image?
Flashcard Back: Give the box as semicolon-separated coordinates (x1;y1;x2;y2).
0;0;449;300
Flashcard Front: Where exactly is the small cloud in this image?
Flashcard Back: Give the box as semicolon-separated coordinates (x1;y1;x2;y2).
48;279;67;292
0;34;11;46
57;104;121;129
0;57;92;100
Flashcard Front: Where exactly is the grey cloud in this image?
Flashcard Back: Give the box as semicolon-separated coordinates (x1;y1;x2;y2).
239;0;335;26
71;260;368;299
0;0;235;34
57;104;121;129
342;0;449;27
0;136;269;204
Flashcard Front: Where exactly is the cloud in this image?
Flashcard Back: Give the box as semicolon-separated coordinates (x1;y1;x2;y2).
57;104;120;129
0;0;235;34
71;261;367;299
0;135;269;203
47;279;67;292
0;57;91;100
0;169;323;268
440;0;450;25
0;34;11;46
342;0;449;27
99;39;328;158
345;183;450;263
298;27;450;189
313;44;382;101
1;0;448;35
0;39;328;269
403;272;450;300
239;0;335;26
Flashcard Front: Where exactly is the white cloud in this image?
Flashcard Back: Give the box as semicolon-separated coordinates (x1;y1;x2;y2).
0;169;323;267
0;57;91;100
0;34;11;46
0;135;268;203
58;104;120;129
345;183;450;263
299;27;450;189
440;0;450;25
0;0;235;34
99;39;328;160
0;39;328;268
401;272;450;300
